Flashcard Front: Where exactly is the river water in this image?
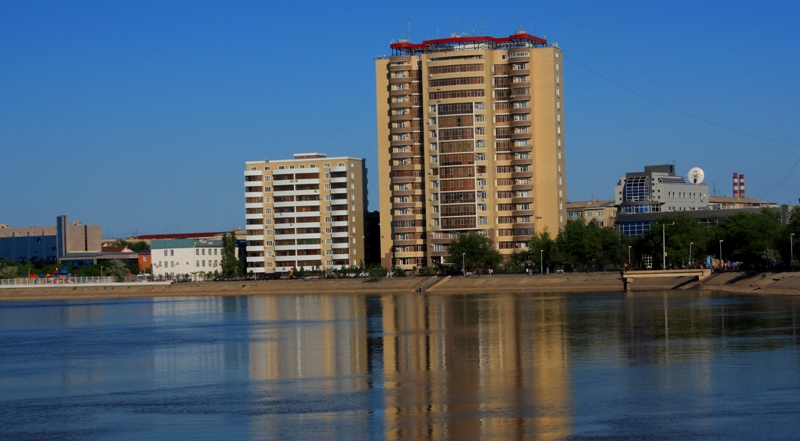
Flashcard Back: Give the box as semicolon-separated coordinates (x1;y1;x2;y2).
0;291;798;440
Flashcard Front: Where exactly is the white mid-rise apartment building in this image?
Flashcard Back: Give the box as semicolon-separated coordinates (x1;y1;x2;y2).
244;153;367;274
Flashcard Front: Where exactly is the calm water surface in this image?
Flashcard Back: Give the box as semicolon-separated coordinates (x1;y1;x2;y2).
1;291;798;440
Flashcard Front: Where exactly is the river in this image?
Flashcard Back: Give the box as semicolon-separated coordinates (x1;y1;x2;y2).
1;291;798;440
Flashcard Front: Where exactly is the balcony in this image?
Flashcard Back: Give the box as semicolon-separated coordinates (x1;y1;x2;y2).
245;224;264;231
511;157;532;166
295;254;323;261
390;101;413;110
245;213;264;220
330;188;348;194
246;245;265;252
389;76;413;84
390;112;414;122
244;169;262;177
510;106;531;115
510;119;532;128
512;196;534;204
247;256;265;263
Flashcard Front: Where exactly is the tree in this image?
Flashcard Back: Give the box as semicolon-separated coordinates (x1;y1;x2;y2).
113;239;149;252
446;232;501;273
529;230;561;272
557;219;622;271
635;214;709;269
221;232;241;275
715;208;783;269
0;265;18;279
106;260;129;282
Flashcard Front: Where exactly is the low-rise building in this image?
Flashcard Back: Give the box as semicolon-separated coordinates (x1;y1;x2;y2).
150;239;223;280
0;215;101;264
566;199;617;228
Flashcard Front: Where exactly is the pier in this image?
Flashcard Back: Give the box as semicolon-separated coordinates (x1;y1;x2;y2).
621;269;713;291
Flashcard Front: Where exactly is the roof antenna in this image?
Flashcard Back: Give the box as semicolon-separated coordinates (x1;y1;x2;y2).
472;22;477;36
408;20;411;42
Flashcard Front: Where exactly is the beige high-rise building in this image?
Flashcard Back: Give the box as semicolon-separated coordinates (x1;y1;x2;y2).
375;30;567;270
244;153;367;274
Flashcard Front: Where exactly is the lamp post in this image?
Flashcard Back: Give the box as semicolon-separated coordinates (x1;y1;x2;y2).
628;246;632;266
719;240;723;268
689;242;693;269
462;252;465;276
100;265;104;282
662;222;674;270
540;249;544;275
791;233;795;270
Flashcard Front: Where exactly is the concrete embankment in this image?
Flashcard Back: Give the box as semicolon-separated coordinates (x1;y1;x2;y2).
0;272;798;301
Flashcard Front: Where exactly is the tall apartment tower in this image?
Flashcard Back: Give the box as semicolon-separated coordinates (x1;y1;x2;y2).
375;30;567;270
244;153;368;274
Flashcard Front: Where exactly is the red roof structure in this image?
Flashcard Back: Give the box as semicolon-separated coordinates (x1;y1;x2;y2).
390;32;547;55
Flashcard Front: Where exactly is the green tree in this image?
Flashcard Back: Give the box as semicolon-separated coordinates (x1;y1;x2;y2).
716;208;783;269
221;232;241;275
557;219;622;271
634;214;709;269
106;259;129;282
0;264;18;279
780;205;800;267
528;230;561;272
113;239;150;252
446;232;502;274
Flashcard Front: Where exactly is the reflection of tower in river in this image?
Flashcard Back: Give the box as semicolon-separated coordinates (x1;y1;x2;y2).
248;295;368;380
380;293;573;440
247;295;370;438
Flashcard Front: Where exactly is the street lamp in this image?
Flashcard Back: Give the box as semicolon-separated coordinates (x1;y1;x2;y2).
719;240;723;269
689;242;694;269
462;252;465;276
628;246;632;266
791;233;795;270
101;265;104;282
662;222;675;270
540;249;544;275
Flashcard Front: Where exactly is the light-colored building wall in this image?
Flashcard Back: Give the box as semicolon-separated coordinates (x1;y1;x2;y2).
566;200;617;227
376;31;566;269
0;215;101;263
244;154;367;274
150;239;222;279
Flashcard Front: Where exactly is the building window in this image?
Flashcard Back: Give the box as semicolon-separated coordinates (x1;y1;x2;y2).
264;187;271;192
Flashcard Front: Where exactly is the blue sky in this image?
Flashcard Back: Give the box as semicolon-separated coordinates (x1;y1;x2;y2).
2;0;798;237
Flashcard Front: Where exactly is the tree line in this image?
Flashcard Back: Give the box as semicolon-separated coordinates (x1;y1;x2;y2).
446;206;800;273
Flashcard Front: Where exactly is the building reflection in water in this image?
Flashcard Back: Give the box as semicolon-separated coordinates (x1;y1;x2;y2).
247;293;573;440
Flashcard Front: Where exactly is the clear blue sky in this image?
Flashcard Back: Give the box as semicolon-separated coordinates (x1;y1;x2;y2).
2;0;799;237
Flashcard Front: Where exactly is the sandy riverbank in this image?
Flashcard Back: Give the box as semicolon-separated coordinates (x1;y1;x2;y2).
1;271;799;301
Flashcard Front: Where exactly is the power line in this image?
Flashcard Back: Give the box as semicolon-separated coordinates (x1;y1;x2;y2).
754;158;800;200
567;59;663;162
566;55;800;147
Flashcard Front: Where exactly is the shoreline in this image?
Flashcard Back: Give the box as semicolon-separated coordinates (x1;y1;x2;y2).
1;271;799;301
